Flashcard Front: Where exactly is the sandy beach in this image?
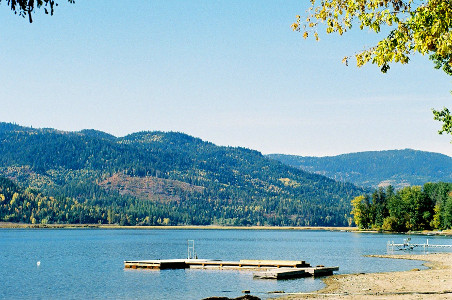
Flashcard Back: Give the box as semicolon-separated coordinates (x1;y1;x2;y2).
278;253;452;299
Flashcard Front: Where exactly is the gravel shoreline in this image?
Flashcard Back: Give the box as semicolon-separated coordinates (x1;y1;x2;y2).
276;253;452;299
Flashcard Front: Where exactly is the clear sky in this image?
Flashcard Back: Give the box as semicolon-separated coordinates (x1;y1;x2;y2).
0;1;451;157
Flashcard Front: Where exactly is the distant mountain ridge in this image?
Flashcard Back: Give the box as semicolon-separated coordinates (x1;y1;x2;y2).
0;122;365;226
267;149;452;189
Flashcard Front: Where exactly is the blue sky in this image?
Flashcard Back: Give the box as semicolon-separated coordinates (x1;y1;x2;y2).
0;1;450;156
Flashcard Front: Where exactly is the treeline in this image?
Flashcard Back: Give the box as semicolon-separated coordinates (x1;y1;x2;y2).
0;176;352;226
0;123;365;226
0;176;183;225
351;182;452;231
0;176;236;226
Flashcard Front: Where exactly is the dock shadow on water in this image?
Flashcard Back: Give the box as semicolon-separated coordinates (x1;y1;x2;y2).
1;229;445;299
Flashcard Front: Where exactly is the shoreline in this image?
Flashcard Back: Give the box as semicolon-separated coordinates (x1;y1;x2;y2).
0;222;451;236
0;222;357;231
277;252;452;299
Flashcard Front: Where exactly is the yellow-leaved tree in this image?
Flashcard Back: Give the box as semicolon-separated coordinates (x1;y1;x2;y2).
292;0;452;136
351;195;371;229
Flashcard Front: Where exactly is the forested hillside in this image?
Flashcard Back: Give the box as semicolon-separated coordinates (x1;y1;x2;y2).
0;123;365;226
268;150;452;189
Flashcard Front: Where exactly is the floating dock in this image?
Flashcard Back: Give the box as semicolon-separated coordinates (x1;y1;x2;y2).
253;266;339;279
124;259;188;270
125;241;338;279
124;259;338;279
188;259;311;269
124;259;310;270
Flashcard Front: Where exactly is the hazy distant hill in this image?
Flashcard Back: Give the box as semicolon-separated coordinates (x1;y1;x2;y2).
0;122;365;226
267;149;452;189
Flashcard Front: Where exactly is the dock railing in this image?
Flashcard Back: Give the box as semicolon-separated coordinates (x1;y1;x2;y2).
187;240;197;259
387;238;452;252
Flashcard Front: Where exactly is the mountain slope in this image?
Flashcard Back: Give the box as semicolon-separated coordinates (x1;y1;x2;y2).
0;123;365;226
268;149;452;189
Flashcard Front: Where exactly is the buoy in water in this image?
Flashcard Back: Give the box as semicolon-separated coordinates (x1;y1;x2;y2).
37;261;41;267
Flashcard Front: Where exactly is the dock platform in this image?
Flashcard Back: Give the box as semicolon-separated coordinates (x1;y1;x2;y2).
124;259;188;270
124;259;338;279
253;266;339;279
187;259;310;269
124;259;309;270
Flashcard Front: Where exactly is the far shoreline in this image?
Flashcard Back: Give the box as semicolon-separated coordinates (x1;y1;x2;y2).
1;222;451;236
0;222;356;231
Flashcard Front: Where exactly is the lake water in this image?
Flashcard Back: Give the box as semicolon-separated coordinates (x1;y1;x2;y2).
1;229;451;300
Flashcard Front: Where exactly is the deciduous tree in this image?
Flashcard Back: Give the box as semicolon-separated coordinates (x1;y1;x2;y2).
293;0;452;135
351;194;372;228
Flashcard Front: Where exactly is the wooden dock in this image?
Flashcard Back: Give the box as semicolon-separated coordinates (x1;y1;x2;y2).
187;259;310;269
124;259;309;270
254;267;339;279
124;259;188;270
124;259;338;279
253;266;339;279
253;268;309;279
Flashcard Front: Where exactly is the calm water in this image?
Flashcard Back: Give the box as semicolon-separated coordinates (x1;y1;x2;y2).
1;229;451;300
